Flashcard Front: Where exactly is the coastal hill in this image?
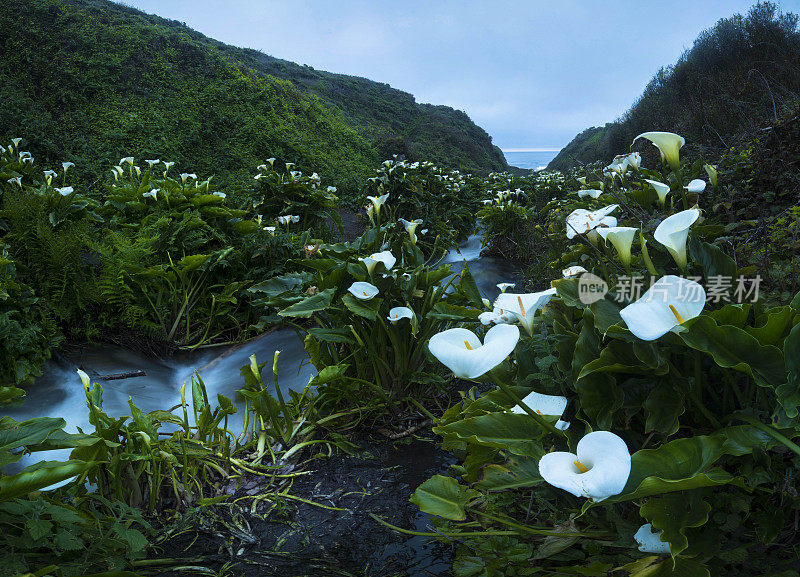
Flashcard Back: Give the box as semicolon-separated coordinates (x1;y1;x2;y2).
549;2;800;170
0;0;507;192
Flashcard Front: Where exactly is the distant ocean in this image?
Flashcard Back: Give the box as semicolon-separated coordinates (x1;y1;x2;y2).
502;148;561;171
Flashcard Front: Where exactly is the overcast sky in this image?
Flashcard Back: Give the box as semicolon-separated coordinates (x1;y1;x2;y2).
122;1;800;149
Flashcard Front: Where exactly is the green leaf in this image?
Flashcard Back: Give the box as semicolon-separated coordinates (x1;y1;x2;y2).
622;556;710;577
342;293;382;320
428;302;481;321
610;435;732;503
0;460;95;501
278;288;335;318
645;381;685;435
746;306;798;348
457;265;484;309
54;527;84;550
689;237;737;286
434;412;546;457
409;475;477;520
778;322;800;418
640;492;711;556
478;455;542;491
680;315;786;389
26;518;54;541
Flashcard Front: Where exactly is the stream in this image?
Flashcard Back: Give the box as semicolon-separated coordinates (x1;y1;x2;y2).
2;231;519;574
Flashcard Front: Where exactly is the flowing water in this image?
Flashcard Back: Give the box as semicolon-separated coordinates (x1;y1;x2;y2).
3;231;518;574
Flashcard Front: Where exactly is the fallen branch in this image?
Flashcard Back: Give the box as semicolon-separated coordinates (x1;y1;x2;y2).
89;369;147;381
377;419;432;440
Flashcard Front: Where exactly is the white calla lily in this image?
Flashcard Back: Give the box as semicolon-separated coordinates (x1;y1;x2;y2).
277;215;300;226
562;265;587;278
9;176;22;187
633;131;685;170
212;192;226;199
387;306;414;323
620;275;705;341
361;250;396;274
511;391;570;429
398;218;424;243
634;524;671;554
538;430;631;502
143;189;159;200
348;281;379;300
566;205;618;239
576;176;586;185
55;186;73;196
428;324;520;379
653;208;701;269
367;193;389;218
494;288;557;336
596;226;638;266
644;179;671;206
577;189;603;199
263;226;276;235
120;156;134;166
43;170;57;184
62;161;75;172
11;137;22;148
496;282;516;293
684;179;706;194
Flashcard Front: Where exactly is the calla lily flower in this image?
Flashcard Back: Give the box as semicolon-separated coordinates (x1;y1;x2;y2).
367;193;389;218
62;162;74;172
577;176;587;185
577;189;603;199
277;215;300;225
684;179;706;194
120;156;134;166
633;131;685;170
645;179;671;205
511;390;570;430
428;324;520;379
620;275;705;341
361;250;396;273
494;288;557;336
180;173;197;184
704;164;718;186
43;170;57;184
387;306;414;323
55;186;73;196
212;192;226;198
9;176;22;187
266;157;276;165
497;282;516;293
145;159;160;167
653;208;701;269
348;281;379;300
142;190;158;200
634;524;671;554
11;137;22;148
479;308;514;325
624;152;641;170
562;265;587;278
596;226;638;266
538;430;631;502
566;205;618;239
398;218;423;243
263;226;276;235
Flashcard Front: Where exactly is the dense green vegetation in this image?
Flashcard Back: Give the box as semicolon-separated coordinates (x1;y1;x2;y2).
550;2;800;170
0;0;506;197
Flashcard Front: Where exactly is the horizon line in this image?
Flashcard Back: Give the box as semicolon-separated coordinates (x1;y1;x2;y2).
501;147;562;153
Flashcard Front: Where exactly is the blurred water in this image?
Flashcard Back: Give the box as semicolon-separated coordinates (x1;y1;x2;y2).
3;233;515;468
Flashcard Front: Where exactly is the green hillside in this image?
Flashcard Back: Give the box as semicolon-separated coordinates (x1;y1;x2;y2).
0;0;507;194
549;2;800;170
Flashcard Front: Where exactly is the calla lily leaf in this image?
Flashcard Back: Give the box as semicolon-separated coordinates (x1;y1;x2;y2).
342;292;382;320
278;288;335;318
434;412;548;457
688;237;737;285
640;492;711;557
478;455;543;491
607;434;732;504
410;475;478;521
0;460;95;501
680;315;786;390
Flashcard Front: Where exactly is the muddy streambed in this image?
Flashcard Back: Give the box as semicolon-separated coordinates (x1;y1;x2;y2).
4;233;518;575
